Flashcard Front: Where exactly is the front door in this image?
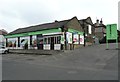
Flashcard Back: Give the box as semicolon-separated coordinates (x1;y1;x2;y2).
37;34;43;50
50;37;54;50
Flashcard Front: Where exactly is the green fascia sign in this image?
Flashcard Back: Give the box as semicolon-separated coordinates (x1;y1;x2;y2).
106;24;118;40
68;29;84;35
5;28;62;38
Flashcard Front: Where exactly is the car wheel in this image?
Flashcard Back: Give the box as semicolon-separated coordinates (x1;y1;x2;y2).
4;51;8;54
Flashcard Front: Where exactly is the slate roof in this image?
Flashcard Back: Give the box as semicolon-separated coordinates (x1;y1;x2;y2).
9;18;71;35
0;29;8;35
79;17;94;26
8;16;92;35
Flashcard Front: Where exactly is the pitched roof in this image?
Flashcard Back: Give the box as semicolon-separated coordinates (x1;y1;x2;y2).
9;18;71;35
79;17;94;26
0;29;8;35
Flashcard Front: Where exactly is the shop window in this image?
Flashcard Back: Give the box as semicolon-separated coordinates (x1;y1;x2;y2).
7;38;16;47
20;37;29;49
48;37;51;44
37;34;43;45
44;38;48;44
57;36;61;44
43;36;61;44
32;35;37;47
54;36;61;44
39;39;43;44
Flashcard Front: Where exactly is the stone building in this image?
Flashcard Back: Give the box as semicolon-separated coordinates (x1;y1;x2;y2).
5;17;85;50
94;19;106;43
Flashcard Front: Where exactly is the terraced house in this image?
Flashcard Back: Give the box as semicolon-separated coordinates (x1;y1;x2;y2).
5;17;88;50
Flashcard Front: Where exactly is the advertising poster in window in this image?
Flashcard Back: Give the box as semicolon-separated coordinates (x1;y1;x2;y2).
20;36;30;49
7;38;17;48
66;32;72;44
32;35;37;47
73;34;79;44
80;35;84;44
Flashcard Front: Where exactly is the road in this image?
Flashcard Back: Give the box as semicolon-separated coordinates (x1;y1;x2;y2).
2;43;118;80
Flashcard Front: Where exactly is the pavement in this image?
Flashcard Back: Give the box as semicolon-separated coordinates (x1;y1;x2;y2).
2;43;119;80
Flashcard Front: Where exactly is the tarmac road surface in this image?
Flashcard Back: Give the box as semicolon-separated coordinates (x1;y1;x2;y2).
2;43;119;80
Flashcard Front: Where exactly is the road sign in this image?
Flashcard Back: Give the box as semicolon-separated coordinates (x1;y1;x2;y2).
106;24;118;49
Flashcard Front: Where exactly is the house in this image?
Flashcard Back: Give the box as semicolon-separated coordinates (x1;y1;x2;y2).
97;23;120;43
5;17;85;50
94;19;106;43
0;29;8;47
79;17;95;45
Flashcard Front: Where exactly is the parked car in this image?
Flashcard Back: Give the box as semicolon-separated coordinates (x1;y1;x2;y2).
0;47;9;54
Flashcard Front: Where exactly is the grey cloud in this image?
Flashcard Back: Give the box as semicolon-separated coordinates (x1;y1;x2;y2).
0;0;119;32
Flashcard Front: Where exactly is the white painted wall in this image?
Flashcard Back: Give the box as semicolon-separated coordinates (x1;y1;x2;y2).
88;25;92;34
44;44;50;50
54;44;61;50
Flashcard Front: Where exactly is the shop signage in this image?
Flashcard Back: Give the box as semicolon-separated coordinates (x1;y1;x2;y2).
80;35;84;44
73;34;79;44
66;32;72;44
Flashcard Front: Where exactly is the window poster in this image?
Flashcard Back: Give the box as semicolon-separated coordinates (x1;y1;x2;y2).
80;35;84;44
73;34;79;44
32;35;37;47
20;36;30;49
66;32;72;44
7;38;17;48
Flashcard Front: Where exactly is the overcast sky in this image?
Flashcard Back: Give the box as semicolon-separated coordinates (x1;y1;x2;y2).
0;0;119;32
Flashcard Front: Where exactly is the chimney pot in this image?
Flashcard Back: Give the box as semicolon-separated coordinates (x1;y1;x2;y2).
55;20;58;22
100;18;103;24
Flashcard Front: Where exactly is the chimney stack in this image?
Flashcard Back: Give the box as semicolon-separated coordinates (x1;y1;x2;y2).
100;18;103;24
55;20;58;22
96;19;99;26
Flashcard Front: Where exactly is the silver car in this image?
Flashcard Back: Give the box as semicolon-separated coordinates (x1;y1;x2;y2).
0;47;9;54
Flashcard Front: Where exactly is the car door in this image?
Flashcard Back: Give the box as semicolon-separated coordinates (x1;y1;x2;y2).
0;48;2;54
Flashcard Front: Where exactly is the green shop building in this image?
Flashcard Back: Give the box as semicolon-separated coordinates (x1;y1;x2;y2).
5;17;84;50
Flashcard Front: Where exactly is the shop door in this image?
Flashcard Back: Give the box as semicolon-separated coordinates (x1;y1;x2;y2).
38;39;43;49
50;37;54;50
37;35;43;50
